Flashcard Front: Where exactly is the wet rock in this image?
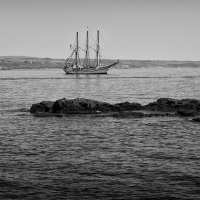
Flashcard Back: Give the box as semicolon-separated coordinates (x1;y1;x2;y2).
30;97;200;118
143;101;158;111
177;99;200;105
52;98;121;114
192;117;200;122
175;103;196;110
145;98;177;112
112;111;145;118
144;98;199;113
177;109;196;117
30;101;54;113
157;98;178;105
156;98;179;112
112;111;176;118
55;113;64;117
147;112;176;117
114;102;142;111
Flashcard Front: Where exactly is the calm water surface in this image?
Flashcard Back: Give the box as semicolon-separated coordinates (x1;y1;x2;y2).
0;68;200;199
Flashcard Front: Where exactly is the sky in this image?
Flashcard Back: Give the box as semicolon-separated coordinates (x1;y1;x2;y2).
0;0;200;60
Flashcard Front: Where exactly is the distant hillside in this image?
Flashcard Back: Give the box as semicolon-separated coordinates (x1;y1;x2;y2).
0;56;65;69
117;60;200;69
0;56;200;70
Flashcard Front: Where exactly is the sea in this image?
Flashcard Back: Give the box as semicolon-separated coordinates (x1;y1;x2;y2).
0;67;200;200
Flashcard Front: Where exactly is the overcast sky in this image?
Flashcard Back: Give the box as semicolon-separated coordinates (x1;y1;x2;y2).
0;0;200;60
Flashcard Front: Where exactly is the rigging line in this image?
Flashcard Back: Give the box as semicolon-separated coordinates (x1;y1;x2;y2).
92;32;114;60
100;36;115;60
67;45;72;59
78;34;85;45
99;33;115;58
88;33;99;46
98;48;108;59
99;33;117;60
69;40;76;62
99;52;108;63
100;43;113;60
99;47;111;59
99;50;112;64
89;32;97;45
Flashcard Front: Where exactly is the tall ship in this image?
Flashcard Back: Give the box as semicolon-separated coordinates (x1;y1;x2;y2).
63;28;119;74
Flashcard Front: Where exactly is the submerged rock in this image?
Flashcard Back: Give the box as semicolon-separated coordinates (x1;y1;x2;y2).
33;112;53;117
192;117;200;122
112;111;144;118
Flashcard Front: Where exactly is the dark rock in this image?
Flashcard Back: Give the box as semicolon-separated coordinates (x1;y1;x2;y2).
147;113;171;117
177;99;200;105
55;113;64;117
30;101;54;113
30;97;200;118
177;109;196;117
112;111;145;118
145;98;199;113
52;98;86;114
114;102;142;111
157;98;178;105
197;105;200;112
175;103;196;111
192;117;200;122
178;99;200;113
52;98;121;114
156;98;179;112
144;101;158;111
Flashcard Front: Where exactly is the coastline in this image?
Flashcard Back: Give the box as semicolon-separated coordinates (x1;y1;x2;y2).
1;56;200;70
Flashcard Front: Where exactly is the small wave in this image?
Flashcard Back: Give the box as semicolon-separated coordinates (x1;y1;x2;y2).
182;76;200;78
1;108;30;113
0;76;175;81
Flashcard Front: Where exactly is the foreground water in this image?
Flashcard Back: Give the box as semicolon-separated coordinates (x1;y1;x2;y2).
0;68;200;199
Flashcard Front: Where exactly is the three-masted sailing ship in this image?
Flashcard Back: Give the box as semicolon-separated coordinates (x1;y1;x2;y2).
63;28;119;74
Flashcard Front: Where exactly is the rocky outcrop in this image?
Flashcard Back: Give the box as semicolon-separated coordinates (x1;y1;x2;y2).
177;109;196;117
114;102;141;111
144;98;199;114
30;98;124;114
52;98;122;114
30;101;54;113
30;97;200;119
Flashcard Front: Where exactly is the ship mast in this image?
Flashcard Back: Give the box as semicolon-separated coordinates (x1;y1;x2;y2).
96;28;100;67
75;30;79;71
84;27;90;68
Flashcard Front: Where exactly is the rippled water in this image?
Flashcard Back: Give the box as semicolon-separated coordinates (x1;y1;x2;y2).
0;68;200;199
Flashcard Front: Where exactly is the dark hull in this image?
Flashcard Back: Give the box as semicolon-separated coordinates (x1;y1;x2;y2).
63;61;119;75
63;68;108;74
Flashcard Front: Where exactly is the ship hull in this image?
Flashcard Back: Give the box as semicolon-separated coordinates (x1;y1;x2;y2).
63;67;109;74
63;61;119;75
65;71;108;74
